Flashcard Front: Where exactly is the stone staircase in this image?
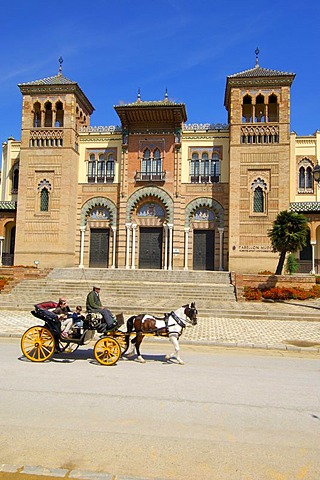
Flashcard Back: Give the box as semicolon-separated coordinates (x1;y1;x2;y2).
0;268;236;317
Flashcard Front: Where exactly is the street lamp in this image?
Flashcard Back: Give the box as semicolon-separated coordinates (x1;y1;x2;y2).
313;164;320;183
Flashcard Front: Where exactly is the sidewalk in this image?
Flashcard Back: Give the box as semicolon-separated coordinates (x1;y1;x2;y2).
1;303;320;352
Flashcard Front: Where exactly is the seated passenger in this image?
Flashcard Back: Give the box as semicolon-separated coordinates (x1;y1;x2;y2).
53;297;73;338
71;305;85;330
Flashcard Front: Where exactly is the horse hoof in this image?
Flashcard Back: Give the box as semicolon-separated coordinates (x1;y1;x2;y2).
165;354;171;360
178;359;184;365
137;356;146;363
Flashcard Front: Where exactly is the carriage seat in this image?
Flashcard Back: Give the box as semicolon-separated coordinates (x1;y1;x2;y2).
31;301;59;322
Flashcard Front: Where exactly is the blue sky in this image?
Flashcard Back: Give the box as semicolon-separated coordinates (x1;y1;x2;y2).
0;0;319;144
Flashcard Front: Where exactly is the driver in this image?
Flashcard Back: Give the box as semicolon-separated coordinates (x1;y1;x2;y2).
86;286;117;331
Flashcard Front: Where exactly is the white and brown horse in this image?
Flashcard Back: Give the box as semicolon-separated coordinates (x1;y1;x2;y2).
124;303;198;364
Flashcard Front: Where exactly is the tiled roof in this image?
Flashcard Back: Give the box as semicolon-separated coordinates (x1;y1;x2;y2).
0;201;17;210
290;202;320;213
228;65;295;78
18;73;77;86
115;100;185;107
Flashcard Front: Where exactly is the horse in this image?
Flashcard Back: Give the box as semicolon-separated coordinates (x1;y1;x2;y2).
124;302;198;364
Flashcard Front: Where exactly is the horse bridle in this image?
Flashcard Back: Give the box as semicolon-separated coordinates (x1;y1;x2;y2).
170;305;197;328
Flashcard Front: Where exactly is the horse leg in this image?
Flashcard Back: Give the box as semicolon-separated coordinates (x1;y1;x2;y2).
166;334;184;365
135;333;146;363
125;336;136;357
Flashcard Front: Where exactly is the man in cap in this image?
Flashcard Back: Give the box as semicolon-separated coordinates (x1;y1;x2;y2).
86;286;117;331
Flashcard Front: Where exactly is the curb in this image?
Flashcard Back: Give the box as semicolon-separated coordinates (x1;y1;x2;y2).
0;463;167;480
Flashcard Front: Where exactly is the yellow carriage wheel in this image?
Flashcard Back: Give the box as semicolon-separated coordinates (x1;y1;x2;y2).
21;326;55;362
94;337;121;366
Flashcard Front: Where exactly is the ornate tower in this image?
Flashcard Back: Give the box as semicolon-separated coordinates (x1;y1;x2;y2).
224;49;295;272
15;59;94;267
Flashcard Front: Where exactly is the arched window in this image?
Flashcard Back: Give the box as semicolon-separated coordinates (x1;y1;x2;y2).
142;148;151;173
106;153;114;182
299;166;305;189
298;159;314;192
153;148;162;174
40;188;49;212
255;94;265;122
251;178;267;214
253;186;264;212
44;102;53;127
12;168;19;193
97;154;105;183
191;152;199;183
33;102;41;127
268;94;279;122
88;154;96;182
55;101;64;127
242;95;253;123
199;152;209;182
211;152;220;183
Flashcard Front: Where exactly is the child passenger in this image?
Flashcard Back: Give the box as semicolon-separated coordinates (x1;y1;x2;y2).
72;305;85;330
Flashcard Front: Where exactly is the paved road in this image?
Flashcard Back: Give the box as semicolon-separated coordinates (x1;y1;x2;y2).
1;339;320;480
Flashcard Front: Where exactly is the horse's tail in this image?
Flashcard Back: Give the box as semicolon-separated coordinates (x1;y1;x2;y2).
125;315;136;349
126;315;136;334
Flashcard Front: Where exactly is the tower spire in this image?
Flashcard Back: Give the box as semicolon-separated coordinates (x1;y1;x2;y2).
255;47;260;67
58;56;63;75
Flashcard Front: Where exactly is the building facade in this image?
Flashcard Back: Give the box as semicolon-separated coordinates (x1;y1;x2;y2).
1;56;319;273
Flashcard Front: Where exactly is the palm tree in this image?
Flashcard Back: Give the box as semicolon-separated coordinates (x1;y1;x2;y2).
268;210;309;275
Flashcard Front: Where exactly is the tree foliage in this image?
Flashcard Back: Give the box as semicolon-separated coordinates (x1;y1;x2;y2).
268;210;309;275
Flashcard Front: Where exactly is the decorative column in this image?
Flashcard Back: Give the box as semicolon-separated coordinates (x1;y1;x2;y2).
125;223;131;269
163;223;168;270
168;223;173;270
111;226;117;269
311;240;316;275
131;223;137;269
218;227;224;271
184;227;190;270
0;236;4;267
78;227;86;268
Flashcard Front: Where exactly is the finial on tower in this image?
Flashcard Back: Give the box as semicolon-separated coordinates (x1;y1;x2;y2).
58;56;63;75
137;88;141;102
164;87;168;101
255;47;260;67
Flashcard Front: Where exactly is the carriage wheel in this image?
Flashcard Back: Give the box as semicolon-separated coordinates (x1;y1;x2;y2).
21;326;55;362
94;337;121;366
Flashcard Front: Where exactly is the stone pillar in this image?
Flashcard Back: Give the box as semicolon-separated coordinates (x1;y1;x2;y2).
163;223;168;270
131;223;137;269
78;226;86;268
125;223;131;269
311;240;316;274
184;227;190;270
218;227;224;271
168;223;173;270
111;226;117;269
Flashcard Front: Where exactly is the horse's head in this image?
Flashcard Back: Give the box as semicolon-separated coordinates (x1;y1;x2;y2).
183;302;198;325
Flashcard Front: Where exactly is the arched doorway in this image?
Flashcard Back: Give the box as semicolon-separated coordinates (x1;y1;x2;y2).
137;202;166;269
80;197;117;269
185;198;225;271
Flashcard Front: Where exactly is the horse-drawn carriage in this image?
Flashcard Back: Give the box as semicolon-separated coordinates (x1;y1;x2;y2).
20;302;198;366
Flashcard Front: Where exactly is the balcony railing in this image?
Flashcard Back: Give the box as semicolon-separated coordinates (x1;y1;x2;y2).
87;173;115;183
190;175;220;184
135;171;166;182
